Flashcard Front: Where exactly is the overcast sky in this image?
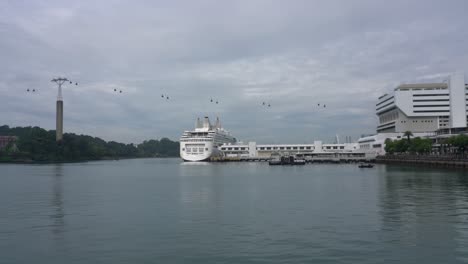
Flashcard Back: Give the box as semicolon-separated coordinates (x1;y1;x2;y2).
1;0;467;144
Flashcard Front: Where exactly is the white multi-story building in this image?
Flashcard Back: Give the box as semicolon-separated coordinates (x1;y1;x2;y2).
360;72;467;155
376;72;467;134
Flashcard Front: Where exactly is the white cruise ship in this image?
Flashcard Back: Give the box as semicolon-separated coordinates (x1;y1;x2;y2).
180;117;237;161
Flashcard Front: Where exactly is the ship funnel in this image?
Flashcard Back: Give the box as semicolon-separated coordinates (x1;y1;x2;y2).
203;116;211;129
195;117;202;129
215;117;221;129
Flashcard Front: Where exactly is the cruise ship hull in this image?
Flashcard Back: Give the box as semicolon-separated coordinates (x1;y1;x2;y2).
180;142;223;162
181;155;210;162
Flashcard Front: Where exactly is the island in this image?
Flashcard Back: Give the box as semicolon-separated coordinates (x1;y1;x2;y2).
0;125;179;163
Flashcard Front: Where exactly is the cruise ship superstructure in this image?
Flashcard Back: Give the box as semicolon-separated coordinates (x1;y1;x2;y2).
180;117;237;161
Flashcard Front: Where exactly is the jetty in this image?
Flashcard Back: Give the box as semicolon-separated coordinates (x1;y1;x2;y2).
210;155;374;164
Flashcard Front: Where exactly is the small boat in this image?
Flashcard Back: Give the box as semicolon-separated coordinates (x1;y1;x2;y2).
358;163;374;168
293;159;306;165
269;155;305;166
268;159;283;165
269;153;283;165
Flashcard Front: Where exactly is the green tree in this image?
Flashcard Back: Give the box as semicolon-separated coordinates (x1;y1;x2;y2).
137;138;180;157
394;139;409;153
384;138;395;154
403;131;413;143
408;137;432;154
0;125;180;162
444;134;468;157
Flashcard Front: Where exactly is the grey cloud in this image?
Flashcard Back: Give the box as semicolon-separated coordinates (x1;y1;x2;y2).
1;0;468;143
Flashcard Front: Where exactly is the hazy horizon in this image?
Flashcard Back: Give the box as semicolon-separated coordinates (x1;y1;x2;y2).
1;0;468;144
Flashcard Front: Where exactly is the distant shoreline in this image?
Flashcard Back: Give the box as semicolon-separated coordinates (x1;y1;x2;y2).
0;156;179;165
0;125;180;163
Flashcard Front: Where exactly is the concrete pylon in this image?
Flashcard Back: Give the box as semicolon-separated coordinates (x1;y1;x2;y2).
51;77;76;142
56;100;63;141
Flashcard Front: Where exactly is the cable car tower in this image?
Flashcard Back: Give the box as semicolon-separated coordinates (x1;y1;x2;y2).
51;77;78;142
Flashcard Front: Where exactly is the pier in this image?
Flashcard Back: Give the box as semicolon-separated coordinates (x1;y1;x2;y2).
210;156;375;163
214;140;376;164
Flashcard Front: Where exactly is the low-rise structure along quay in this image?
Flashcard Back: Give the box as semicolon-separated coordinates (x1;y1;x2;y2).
216;141;374;162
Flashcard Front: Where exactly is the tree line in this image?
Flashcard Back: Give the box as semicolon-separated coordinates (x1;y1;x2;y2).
384;137;432;154
441;134;468;157
384;131;468;156
0;125;179;162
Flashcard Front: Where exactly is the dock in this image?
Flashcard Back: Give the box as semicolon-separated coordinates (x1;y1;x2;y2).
209;156;375;163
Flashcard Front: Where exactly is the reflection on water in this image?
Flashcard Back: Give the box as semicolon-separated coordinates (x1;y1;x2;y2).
379;166;468;262
51;164;65;237
179;162;225;208
180;161;211;166
2;160;468;263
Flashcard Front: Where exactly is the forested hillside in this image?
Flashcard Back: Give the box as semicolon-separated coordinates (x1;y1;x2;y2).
0;125;179;162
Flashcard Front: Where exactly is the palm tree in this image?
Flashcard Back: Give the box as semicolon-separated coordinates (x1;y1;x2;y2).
403;131;413;143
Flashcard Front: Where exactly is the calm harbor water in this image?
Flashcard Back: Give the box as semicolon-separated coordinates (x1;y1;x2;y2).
1;158;468;263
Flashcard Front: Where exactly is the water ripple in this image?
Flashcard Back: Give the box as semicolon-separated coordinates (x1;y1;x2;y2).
1;161;468;263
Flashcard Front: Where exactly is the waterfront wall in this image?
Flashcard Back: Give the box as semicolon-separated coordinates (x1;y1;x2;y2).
377;154;468;169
